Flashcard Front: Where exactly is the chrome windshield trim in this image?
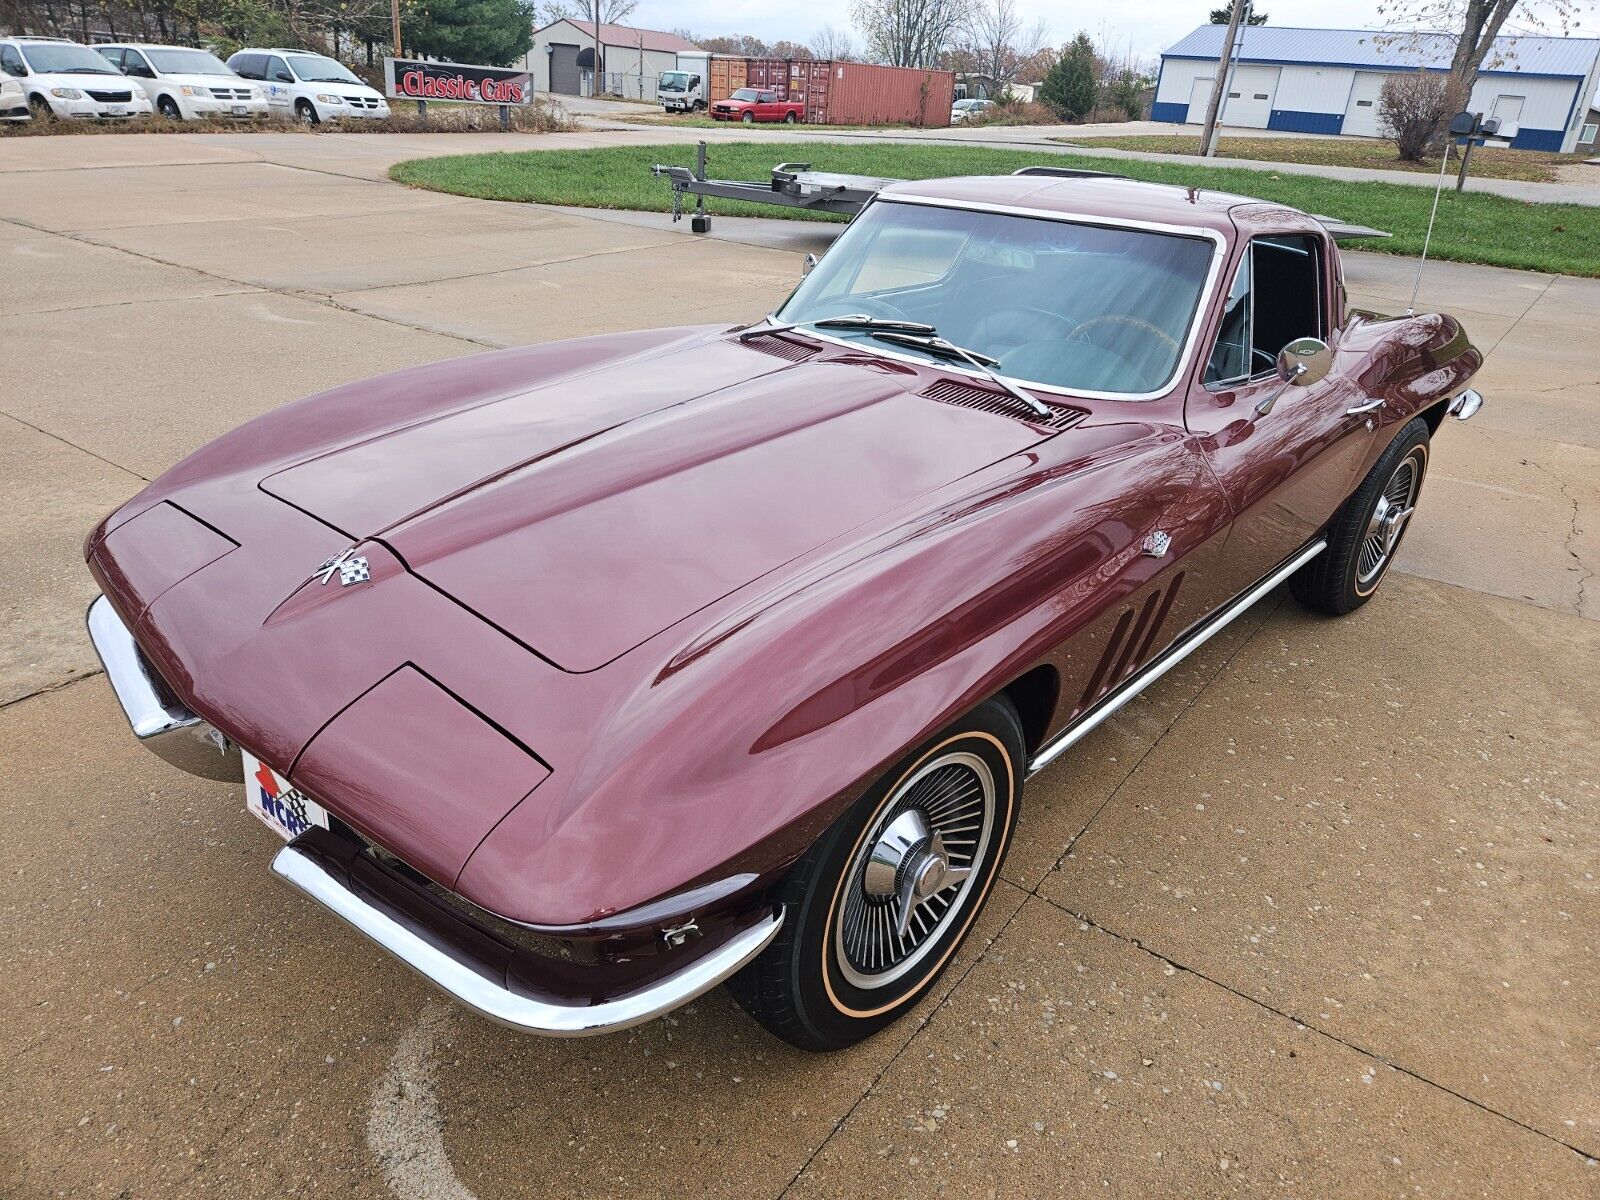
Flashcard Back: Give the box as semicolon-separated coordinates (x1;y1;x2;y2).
271;841;785;1037
781;194;1229;404
1028;538;1328;774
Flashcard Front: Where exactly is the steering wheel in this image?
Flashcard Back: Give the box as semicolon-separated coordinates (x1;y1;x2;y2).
1069;313;1180;356
968;305;1081;351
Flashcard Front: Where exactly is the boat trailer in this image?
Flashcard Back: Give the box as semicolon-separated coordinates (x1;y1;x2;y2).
649;140;1390;241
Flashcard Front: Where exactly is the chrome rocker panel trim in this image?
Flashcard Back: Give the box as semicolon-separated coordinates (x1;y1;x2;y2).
1028;539;1329;775
271;834;786;1037
85;594;241;782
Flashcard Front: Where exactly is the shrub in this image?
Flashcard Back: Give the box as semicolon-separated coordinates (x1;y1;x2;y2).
1378;69;1457;162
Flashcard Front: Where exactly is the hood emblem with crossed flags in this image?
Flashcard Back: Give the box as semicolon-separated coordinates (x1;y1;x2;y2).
314;548;370;587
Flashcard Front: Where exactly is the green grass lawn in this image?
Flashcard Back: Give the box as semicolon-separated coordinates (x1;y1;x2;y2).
1058;133;1577;184
389;141;1600;277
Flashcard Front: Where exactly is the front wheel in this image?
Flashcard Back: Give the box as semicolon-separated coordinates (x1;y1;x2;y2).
1292;416;1430;615
157;95;182;120
295;99;319;126
729;697;1023;1051
741;111;754;124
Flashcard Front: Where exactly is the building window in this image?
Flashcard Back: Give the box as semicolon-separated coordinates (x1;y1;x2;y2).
1583;122;1598;144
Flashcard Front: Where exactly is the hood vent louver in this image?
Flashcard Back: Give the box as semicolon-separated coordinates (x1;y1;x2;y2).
743;334;820;363
920;378;1088;431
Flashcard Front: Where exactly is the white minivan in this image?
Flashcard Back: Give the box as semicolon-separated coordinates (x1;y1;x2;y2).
94;43;268;121
226;48;388;124
0;36;154;121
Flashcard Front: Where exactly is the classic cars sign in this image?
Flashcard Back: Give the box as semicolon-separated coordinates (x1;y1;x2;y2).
382;57;531;105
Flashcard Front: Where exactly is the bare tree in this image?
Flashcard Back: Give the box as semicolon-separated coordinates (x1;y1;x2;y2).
1374;0;1580;102
956;0;1048;90
810;23;861;61
1378;68;1458;159
852;0;972;68
539;0;634;23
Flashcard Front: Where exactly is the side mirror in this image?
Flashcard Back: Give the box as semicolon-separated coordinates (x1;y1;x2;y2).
1277;336;1331;386
274;71;293;82
801;252;817;277
1256;337;1331;417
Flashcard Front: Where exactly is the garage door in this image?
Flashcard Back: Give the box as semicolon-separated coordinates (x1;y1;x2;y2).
1221;64;1279;128
1343;71;1386;137
549;43;580;95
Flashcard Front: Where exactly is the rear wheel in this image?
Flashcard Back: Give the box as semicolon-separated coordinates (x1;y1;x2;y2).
1292;417;1429;615
730;697;1023;1051
783;110;797;123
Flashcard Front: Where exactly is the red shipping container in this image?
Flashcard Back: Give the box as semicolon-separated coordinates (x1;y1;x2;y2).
821;61;954;127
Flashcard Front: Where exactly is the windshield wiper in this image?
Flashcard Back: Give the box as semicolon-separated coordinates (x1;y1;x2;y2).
870;332;1054;419
735;313;936;342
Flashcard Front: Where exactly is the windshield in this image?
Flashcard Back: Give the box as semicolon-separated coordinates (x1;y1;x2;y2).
21;43;122;74
287;54;359;84
146;48;232;75
660;71;689;90
730;88;760;101
777;201;1215;397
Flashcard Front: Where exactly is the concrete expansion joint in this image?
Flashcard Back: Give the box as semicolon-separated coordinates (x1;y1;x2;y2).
1040;896;1599;1164
0;669;106;715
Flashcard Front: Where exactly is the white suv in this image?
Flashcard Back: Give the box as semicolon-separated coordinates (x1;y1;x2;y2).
0;36;154;120
94;43;268;121
226;48;388;124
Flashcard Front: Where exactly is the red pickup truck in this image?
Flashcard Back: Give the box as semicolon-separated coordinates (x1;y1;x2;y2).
710;87;804;123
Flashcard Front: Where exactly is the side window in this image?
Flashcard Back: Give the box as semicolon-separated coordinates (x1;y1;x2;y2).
96;47;125;69
123;50;153;77
267;56;292;82
1205;235;1323;386
1;44;27;76
1251;235;1323;363
1205;252;1251;385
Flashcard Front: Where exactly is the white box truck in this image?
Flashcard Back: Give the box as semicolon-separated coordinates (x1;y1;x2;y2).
659;50;708;112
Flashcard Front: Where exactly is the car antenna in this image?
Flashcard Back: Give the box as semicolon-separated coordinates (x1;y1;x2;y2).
1409;111;1486;315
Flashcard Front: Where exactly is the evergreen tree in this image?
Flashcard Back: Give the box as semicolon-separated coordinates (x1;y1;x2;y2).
1039;32;1096;122
407;0;536;66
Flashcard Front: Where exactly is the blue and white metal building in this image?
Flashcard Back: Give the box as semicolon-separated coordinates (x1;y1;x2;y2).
1152;25;1600;152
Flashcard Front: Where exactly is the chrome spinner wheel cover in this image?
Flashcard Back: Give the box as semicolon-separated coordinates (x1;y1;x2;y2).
1357;455;1419;587
834;750;996;990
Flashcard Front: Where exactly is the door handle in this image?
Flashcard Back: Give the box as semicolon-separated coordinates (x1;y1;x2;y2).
1345;397;1384;416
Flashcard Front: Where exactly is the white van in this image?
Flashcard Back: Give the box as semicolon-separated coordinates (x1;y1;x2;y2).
225;48;388;124
0;36;154;120
94;43;268;121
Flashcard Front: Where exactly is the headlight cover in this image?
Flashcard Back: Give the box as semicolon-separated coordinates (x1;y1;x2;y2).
50;87;83;99
315;93;344;105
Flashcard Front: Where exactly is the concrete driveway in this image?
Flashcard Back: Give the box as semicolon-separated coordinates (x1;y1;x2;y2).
2;133;1596;1199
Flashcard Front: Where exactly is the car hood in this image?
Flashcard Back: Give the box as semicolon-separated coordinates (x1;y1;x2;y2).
42;71;132;85
259;335;1054;672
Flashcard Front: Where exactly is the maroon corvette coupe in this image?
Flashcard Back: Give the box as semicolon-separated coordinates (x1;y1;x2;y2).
85;174;1483;1050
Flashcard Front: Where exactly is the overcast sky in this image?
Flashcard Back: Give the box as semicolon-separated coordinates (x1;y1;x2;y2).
626;0;1600;65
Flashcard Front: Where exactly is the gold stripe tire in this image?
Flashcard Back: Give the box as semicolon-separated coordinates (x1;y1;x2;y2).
727;696;1023;1051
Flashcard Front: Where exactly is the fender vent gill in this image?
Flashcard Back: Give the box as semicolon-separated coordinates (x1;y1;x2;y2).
742;334;819;363
921;378;1088;431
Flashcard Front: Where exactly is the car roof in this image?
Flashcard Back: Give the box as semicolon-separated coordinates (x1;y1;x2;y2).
877;174;1318;238
99;43;204;51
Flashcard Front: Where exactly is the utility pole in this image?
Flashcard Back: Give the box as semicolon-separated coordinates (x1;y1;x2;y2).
390;0;401;59
1199;0;1246;157
591;0;603;97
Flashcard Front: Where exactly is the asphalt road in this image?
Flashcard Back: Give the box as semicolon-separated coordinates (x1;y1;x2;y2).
1;132;1596;1199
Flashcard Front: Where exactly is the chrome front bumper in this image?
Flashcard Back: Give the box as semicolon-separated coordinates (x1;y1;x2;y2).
85;595;241;781
272;828;785;1036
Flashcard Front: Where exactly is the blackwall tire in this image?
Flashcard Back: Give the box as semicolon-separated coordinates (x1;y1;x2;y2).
1292;416;1430;616
728;697;1024;1051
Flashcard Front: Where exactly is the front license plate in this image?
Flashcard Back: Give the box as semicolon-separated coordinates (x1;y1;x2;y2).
243;750;330;841
105;106;126;115
232;105;248;116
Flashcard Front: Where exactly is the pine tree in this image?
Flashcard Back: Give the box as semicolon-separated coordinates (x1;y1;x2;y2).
1039;32;1096;122
407;0;536;66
